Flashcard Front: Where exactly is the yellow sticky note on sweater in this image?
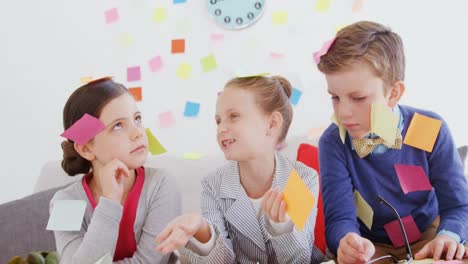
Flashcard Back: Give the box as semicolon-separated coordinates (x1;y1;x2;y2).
283;169;315;231
354;190;374;230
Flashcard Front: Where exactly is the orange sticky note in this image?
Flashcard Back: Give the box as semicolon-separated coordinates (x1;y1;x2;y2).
283;169;315;231
129;87;142;102
171;39;185;54
403;113;442;152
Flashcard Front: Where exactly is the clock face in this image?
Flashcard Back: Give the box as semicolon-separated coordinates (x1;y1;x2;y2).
207;0;266;30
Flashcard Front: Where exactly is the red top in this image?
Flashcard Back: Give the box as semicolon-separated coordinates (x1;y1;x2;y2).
82;167;145;261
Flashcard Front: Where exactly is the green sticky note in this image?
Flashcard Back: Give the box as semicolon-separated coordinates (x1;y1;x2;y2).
146;128;167;155
315;0;331;12
272;11;288;25
200;54;217;72
183;152;203;160
154;7;167;23
177;63;192;80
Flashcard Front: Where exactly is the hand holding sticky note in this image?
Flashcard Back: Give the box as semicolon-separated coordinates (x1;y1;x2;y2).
47;200;86;231
283;169;315;231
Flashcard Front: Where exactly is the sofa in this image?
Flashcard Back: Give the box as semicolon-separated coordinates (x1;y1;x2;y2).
0;134;321;263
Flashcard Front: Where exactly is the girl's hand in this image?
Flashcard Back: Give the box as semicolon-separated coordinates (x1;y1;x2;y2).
94;158;129;201
155;214;210;254
261;187;287;223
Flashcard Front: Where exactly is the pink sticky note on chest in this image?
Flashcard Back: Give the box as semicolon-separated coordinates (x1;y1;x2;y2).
60;114;105;145
384;215;422;248
394;164;433;194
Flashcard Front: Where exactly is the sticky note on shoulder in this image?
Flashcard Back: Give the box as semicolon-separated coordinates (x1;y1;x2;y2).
283;169;315;231
403;113;442;152
47;200;86;231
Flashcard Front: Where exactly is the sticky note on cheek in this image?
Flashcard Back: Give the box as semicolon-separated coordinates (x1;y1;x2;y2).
283;169;315;231
47;200;86;231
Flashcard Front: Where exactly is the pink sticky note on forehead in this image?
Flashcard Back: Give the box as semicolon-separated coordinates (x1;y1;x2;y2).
60;114;105;145
384;215;422;248
394;164;432;194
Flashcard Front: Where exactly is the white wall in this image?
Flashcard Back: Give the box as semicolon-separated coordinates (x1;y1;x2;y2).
1;0;468;203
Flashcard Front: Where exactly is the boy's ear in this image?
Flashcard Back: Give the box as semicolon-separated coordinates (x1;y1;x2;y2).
387;81;405;108
267;111;283;136
74;143;96;161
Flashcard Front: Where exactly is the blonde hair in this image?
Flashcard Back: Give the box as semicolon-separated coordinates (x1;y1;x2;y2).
318;21;405;90
225;75;293;143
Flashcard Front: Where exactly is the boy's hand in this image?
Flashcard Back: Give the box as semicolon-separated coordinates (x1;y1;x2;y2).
155;214;210;254
261;187;287;223
338;232;375;264
415;234;466;261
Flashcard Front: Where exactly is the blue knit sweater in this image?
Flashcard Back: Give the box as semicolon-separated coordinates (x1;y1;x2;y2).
319;104;468;254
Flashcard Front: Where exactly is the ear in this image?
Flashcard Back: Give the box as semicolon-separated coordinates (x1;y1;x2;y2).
387;81;405;108
74;142;96;161
266;111;283;137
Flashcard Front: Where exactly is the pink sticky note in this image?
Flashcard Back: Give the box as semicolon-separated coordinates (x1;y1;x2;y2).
270;52;285;59
313;37;336;64
148;56;163;72
210;33;224;41
384;215;422;248
158;111;175;128
60;114;105;145
105;8;119;24
394;164;432;194
127;66;141;82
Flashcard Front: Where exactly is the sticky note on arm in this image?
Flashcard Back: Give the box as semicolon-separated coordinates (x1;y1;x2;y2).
47;200;86;231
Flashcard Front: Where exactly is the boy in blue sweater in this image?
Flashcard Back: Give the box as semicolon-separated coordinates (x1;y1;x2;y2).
315;21;468;264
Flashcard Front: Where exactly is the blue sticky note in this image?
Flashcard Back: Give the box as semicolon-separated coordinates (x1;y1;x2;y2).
184;101;200;117
47;200;86;231
290;88;303;106
173;0;187;4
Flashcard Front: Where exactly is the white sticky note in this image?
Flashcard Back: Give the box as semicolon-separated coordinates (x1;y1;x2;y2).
95;252;112;264
47;200;86;231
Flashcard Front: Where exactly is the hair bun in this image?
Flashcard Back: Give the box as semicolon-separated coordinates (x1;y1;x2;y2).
271;76;293;98
61;141;91;176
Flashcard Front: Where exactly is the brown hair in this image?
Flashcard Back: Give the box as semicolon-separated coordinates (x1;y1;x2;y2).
225;75;293;143
318;21;405;90
61;77;128;176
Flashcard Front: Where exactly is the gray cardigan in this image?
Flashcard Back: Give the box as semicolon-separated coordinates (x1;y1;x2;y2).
50;167;181;263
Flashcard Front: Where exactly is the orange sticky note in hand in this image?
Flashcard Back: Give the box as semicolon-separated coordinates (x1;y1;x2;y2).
403;113;442;152
283;169;315;231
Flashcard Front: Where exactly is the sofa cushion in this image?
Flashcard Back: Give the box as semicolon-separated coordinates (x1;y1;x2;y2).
0;187;61;263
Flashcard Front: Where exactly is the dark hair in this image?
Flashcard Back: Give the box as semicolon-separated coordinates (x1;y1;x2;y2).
224;75;293;143
61;77;128;176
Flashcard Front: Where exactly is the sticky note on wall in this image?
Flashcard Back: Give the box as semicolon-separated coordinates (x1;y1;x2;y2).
129;87;142;102
146;128;167;155
200;54;218;72
127;66;141;82
184;101;200;117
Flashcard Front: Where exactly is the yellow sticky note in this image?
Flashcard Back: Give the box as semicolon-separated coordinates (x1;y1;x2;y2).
177;63;192;80
146;128;167;155
117;33;134;47
183;152;203;160
272;11;288;25
235;70;269;78
80;76;93;84
154;7;167;23
403;113;442;152
371;104;399;144
200;54;217;72
283;169;315;231
315;0;331;12
335;24;347;33
331;114;346;144
354;190;374;230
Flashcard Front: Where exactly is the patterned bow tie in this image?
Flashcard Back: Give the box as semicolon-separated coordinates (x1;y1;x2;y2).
352;130;402;158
